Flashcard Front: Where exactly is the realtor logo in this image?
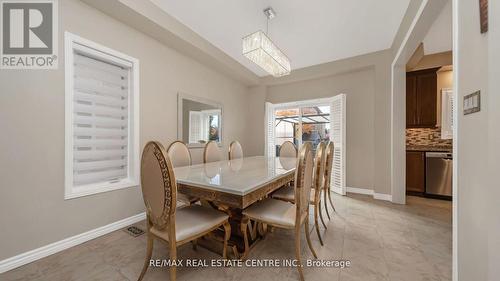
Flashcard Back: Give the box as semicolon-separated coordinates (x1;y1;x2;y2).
1;0;58;69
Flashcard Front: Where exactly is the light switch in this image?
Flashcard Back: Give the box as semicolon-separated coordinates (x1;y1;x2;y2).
463;91;481;115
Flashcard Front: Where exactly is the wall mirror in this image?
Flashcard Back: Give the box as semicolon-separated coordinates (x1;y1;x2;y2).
178;93;223;148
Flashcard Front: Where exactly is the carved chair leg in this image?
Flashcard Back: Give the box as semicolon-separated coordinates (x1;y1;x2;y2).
240;216;250;260
295;226;305;281
314;202;324;246
248;220;256;241
137;234;154;281
324;190;331;220
169;242;177;281
258;222;268;238
327;188;336;212
304;216;318;259
222;221;231;259
318;199;328;229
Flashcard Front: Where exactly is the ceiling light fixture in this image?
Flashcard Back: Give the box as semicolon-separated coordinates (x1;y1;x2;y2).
242;7;291;77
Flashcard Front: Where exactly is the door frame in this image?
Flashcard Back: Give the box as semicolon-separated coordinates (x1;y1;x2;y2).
265;95;347;195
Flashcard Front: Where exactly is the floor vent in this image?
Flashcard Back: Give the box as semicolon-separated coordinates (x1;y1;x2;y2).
124;226;145;237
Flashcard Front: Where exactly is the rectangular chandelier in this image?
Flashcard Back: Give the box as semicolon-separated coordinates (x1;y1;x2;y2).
242;31;291;77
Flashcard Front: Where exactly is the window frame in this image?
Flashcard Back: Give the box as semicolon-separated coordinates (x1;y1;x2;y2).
64;32;140;200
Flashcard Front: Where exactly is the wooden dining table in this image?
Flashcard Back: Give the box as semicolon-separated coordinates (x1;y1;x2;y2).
173;156;296;258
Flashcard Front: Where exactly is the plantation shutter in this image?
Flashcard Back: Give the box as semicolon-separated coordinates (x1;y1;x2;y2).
189;111;203;143
330;94;346;195
265;102;276;158
72;52;130;187
440;89;453;139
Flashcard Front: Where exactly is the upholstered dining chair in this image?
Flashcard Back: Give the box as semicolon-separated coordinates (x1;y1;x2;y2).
203;140;221;163
167;141;199;208
272;142;328;245
279;141;298;157
228;140;243;160
138;141;231;281
322;141;336;219
241;142;317;281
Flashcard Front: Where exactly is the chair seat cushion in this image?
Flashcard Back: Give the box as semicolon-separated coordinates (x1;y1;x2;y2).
150;205;228;242
272;185;295;202
243;198;296;228
272;186;317;203
176;193;199;208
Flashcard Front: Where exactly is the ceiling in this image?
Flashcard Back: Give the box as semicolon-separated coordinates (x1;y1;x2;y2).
151;0;411;77
423;0;452;55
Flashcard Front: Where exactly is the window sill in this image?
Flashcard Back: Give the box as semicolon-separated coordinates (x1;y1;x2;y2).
64;179;139;200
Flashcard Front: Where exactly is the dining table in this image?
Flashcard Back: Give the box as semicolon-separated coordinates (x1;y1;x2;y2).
173;156;296;258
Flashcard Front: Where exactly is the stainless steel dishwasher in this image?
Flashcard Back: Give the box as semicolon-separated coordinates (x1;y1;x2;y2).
425;152;453;197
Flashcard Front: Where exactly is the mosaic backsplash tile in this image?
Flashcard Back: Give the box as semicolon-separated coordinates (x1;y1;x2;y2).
406;128;453;146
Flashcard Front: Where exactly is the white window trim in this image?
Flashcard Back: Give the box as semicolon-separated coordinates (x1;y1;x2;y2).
64;32;140;200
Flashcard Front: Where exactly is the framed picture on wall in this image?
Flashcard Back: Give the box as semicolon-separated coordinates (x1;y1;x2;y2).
479;0;488;33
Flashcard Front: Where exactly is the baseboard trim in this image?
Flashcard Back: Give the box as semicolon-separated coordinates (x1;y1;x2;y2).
346;187;393;202
374;193;393;201
346;187;374;195
0;212;146;274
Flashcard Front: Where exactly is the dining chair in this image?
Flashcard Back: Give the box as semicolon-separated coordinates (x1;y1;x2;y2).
323;141;336;219
271;142;328;245
228;140;243;160
279;141;298;157
203;140;221;163
138;141;231;281
167;141;199;207
241;142;317;281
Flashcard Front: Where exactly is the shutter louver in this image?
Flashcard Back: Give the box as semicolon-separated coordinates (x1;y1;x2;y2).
330;94;346;195
265;102;276;158
189;111;202;143
72;52;129;187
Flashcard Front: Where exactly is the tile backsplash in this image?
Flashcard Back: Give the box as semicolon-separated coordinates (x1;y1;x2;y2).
406;128;453;146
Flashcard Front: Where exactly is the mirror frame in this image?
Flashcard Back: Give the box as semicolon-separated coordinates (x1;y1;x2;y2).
177;92;224;148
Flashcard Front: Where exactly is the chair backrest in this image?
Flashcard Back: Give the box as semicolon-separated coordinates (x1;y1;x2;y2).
140;141;176;230
313;142;327;203
323;141;334;192
279;141;297;158
228;141;243;160
167;141;191;168
294;142;314;222
204;140;221;163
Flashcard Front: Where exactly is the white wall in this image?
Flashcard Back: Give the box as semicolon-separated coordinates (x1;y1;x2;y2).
0;0;253;260
455;0;500;280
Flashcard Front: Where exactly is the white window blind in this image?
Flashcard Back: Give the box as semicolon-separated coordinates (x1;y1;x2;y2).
72;52;129;187
65;32;139;199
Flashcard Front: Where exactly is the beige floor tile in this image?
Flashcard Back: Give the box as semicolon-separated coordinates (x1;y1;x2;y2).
0;195;451;281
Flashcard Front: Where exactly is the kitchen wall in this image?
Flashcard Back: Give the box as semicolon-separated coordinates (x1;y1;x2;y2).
0;0;253;260
455;0;500;279
406;128;452;146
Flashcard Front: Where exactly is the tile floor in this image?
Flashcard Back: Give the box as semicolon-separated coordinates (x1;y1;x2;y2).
1;194;452;281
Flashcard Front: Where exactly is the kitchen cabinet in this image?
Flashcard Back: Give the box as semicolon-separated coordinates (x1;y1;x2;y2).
406;68;439;128
406;151;425;193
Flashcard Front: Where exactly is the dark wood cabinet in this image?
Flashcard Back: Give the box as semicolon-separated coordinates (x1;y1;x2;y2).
406;75;418;127
406;151;425;193
406;68;439;128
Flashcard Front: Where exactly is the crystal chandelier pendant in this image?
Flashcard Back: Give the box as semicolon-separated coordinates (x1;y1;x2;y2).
242;7;291;77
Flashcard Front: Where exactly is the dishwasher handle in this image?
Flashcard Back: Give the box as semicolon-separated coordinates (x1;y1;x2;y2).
426;152;453;159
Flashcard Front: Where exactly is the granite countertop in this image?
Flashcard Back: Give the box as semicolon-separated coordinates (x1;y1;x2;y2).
406;145;453;152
